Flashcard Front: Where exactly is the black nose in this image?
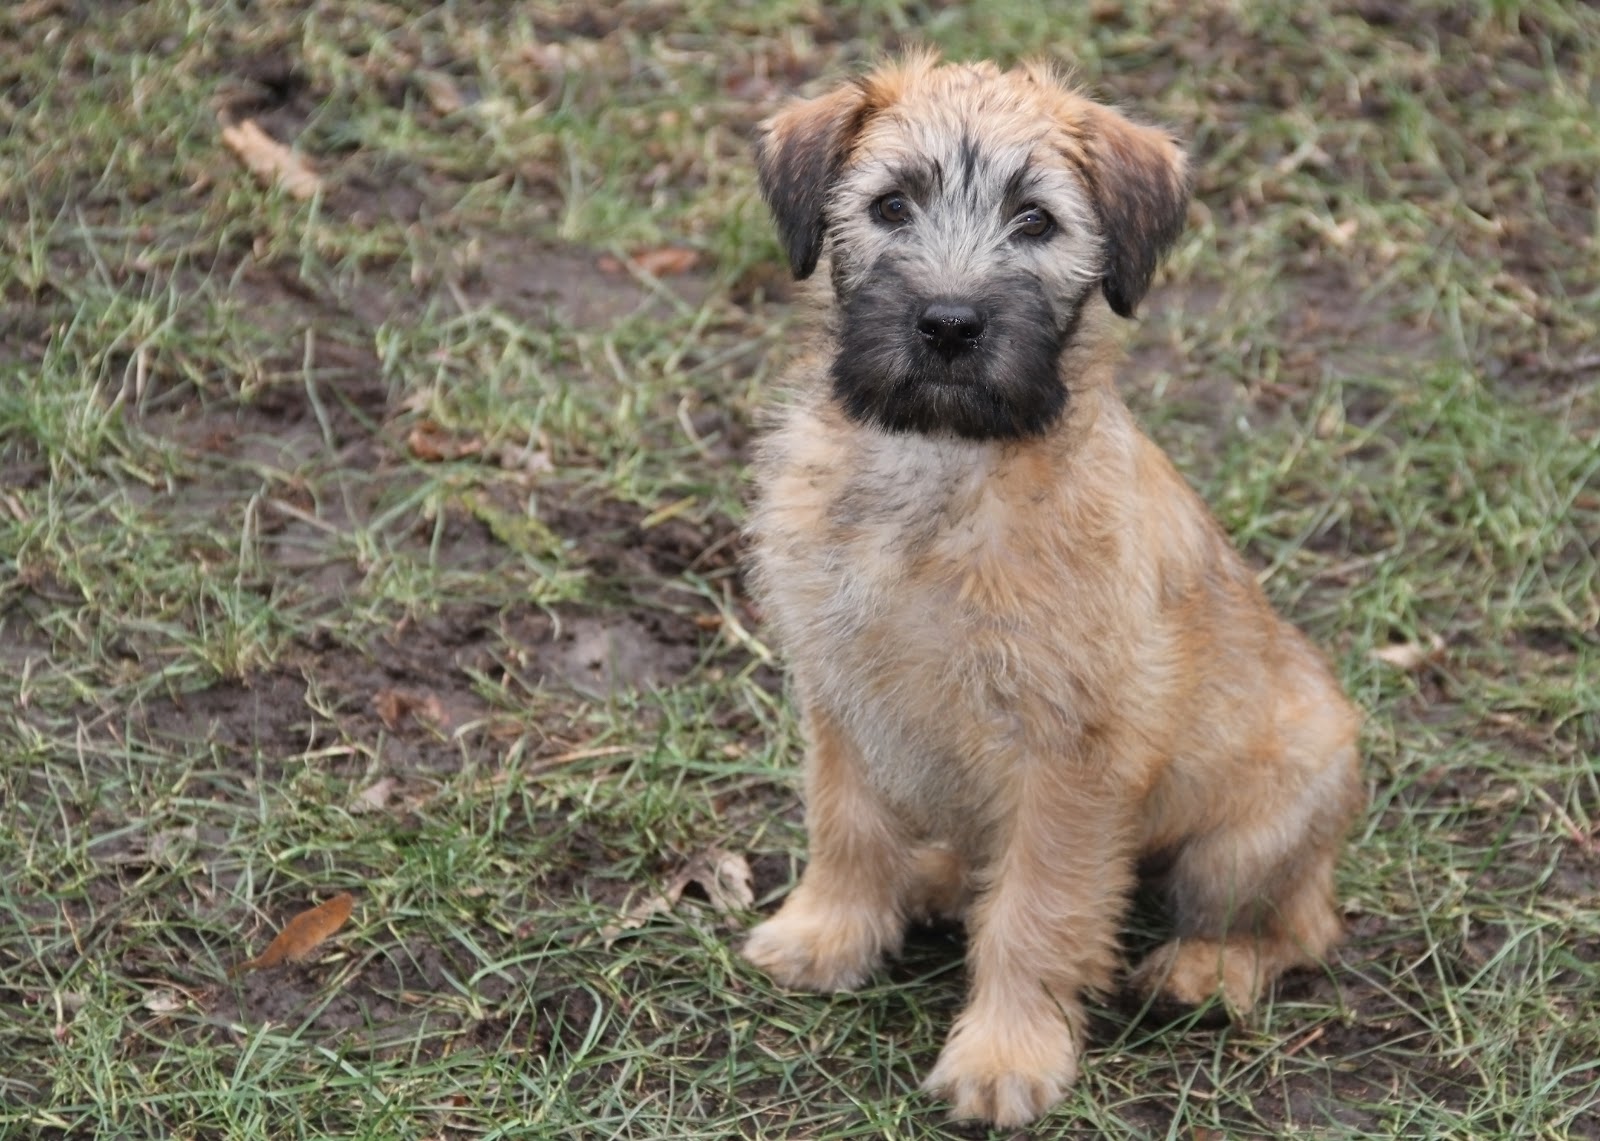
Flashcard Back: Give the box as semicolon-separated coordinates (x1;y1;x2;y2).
916;301;986;355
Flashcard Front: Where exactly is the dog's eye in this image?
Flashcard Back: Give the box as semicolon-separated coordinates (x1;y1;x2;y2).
875;194;911;226
1015;206;1055;239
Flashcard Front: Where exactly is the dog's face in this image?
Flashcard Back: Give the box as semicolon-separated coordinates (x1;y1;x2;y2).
756;56;1190;440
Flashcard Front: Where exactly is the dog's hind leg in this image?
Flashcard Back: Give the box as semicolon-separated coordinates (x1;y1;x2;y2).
1132;724;1362;1013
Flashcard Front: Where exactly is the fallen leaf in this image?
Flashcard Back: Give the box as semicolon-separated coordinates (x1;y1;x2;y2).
499;442;554;477
598;246;702;277
632;246;701;276
372;689;407;727
687;847;755;913
351;777;398;814
219;119;323;200
372;687;449;730
143;988;186;1015
406;420;483;463
1370;635;1445;672
418;70;465;115
601;847;753;944
229;892;355;977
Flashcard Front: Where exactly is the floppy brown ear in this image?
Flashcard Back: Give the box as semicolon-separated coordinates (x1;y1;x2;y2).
754;84;871;280
1081;108;1191;318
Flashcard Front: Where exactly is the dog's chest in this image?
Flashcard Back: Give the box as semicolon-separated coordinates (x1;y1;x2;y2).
754;427;1078;824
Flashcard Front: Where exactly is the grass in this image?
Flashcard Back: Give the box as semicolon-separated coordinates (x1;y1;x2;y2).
2;0;1597;1137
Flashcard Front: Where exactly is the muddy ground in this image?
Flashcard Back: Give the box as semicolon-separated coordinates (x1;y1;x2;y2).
3;2;1597;1137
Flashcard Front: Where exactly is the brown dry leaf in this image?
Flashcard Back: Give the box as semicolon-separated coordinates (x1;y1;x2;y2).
406;420;484;463
372;688;408;728
418;70;465;115
629;246;701;276
219;119;323;200
230;892;355;977
372;687;449;730
1370;635;1445;672
416;693;448;727
351;776;398;814
601;847;754;944
599;247;702;277
498;442;555;477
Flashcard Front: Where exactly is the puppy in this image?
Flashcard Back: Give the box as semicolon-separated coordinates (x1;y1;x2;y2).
741;54;1364;1127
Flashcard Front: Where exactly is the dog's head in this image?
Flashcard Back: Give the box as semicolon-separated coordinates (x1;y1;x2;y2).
755;54;1190;440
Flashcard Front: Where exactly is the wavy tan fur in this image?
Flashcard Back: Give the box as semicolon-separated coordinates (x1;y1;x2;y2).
742;55;1364;1128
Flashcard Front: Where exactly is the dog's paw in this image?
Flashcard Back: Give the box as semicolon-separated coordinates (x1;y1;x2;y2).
1130;938;1264;1014
741;900;892;992
921;1009;1079;1128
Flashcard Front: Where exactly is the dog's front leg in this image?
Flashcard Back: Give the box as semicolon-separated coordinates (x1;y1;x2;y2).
923;757;1134;1127
742;703;916;992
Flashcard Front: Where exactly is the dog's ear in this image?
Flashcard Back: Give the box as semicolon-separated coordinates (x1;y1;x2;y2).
755;84;871;280
1081;108;1191;318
